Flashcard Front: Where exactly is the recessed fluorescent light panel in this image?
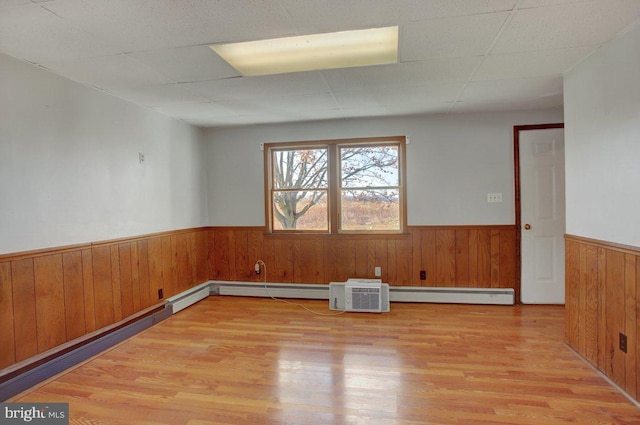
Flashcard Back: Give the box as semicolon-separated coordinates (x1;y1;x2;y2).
210;26;398;76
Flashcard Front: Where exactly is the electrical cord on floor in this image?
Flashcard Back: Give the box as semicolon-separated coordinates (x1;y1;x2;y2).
255;260;346;316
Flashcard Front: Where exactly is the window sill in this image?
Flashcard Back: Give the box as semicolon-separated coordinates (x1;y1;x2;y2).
263;231;410;240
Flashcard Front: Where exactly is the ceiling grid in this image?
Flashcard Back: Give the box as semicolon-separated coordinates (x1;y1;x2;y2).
1;0;639;127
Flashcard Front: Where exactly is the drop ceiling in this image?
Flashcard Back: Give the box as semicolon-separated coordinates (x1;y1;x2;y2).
1;0;639;128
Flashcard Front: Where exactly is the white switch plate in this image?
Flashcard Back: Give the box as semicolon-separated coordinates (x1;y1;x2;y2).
487;193;502;203
374;267;381;277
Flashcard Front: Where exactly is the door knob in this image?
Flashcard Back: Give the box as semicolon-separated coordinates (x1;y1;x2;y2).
524;224;531;230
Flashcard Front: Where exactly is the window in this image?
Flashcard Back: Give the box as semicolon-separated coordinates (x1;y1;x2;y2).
265;136;406;234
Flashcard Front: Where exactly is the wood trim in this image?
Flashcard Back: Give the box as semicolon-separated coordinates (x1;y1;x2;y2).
565;235;640;402
0;304;172;401
400;139;408;234
264;135;406;149
0;228;210;373
409;225;516;230
565;234;640;256
263;232;412;240
206;226;267;232
263;144;271;232
0;227;208;262
263;136;407;235
0;243;92;262
206;225;514;234
90;227;209;247
1;223;516;374
0;302;165;384
329;144;339;233
209;225;517;290
513;123;564;303
262;225;515;240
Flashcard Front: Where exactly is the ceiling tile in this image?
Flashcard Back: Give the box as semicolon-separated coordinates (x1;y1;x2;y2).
182;72;330;102
106;84;209;107
335;81;464;115
221;93;338;116
186;113;294;128
401;12;510;61
473;46;595;80
322;57;481;92
280;0;517;33
190;94;349;127
0;4;120;63
40;54;173;90
131;45;240;84
44;0;296;52
492;0;640;53
152;101;237;120
451;92;563;113
459;76;563;103
0;0;637;127
278;0;403;33
518;0;593;9
0;0;31;7
393;0;517;20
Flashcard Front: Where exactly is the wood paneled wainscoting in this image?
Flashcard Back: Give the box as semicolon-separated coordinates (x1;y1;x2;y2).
1;225;516;393
565;234;640;402
208;225;517;291
0;228;209;374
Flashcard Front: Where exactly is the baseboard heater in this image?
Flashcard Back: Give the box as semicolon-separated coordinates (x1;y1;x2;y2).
211;281;514;306
389;286;514;305
0;283;209;401
0;304;172;401
212;281;329;299
166;281;212;313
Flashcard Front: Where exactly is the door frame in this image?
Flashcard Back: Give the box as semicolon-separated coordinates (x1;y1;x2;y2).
513;123;564;303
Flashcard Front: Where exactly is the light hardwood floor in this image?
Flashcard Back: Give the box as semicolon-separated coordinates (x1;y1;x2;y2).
11;297;640;424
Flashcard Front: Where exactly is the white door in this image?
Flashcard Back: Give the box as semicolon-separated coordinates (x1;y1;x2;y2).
520;128;565;304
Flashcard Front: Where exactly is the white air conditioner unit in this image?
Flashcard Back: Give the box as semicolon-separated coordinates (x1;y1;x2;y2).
346;283;381;312
345;279;384;313
329;280;390;313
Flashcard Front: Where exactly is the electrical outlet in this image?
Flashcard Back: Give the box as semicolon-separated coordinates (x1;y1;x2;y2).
620;332;627;353
487;192;503;203
158;288;164;300
420;270;426;280
374;266;381;277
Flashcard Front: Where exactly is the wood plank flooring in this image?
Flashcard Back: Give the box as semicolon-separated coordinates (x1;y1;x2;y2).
11;297;640;424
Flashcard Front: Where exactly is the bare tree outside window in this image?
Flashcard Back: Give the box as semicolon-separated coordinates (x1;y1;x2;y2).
340;145;400;231
272;148;328;230
267;137;405;233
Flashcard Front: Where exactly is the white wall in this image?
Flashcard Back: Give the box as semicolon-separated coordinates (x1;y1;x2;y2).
205;109;563;226
0;53;208;255
564;22;640;247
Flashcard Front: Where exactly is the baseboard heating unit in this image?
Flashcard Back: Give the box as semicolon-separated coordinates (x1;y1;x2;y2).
212;281;329;299
389;287;514;305
166;281;211;313
211;281;514;306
